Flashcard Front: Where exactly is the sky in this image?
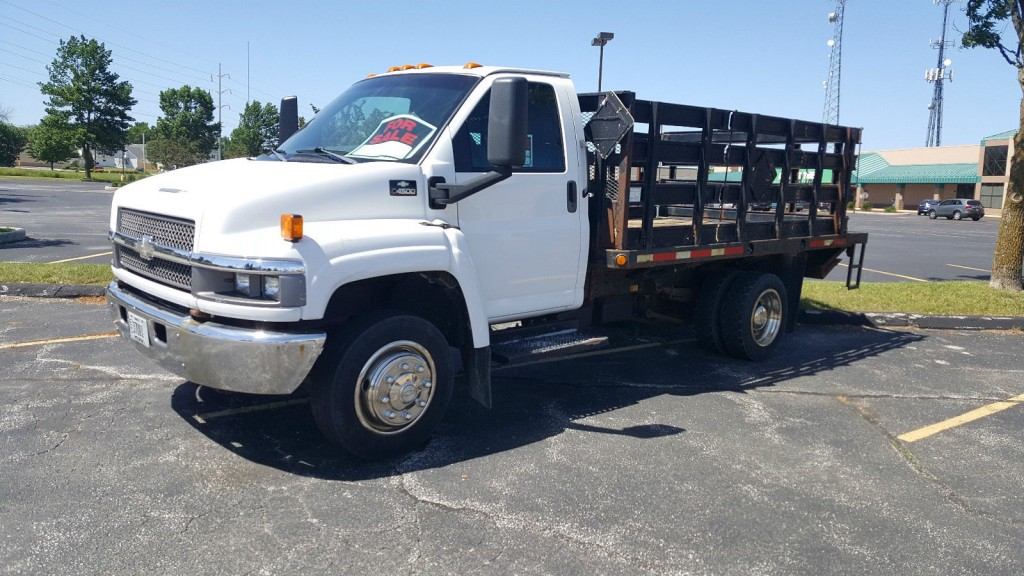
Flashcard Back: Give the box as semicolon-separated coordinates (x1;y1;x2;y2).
0;0;1019;151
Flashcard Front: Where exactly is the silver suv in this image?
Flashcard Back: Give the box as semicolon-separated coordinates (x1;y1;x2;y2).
928;199;985;221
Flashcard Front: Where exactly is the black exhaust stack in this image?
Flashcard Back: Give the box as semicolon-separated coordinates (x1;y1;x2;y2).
279;96;298;144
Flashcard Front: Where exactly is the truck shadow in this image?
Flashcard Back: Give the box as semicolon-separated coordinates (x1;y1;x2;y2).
170;324;922;481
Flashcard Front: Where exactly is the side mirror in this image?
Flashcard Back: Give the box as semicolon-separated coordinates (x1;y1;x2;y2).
486;77;528;168
279;96;299;144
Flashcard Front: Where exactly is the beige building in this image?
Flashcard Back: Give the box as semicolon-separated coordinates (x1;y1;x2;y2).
854;130;1016;215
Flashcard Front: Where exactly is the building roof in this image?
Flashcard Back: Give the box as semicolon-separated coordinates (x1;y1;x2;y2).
981;129;1017;144
856;162;979;184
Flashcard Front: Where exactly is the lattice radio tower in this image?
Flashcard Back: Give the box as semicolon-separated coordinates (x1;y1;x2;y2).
926;0;956;147
822;0;846;125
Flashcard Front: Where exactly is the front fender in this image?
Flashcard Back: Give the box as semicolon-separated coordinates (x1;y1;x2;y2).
297;219;491;348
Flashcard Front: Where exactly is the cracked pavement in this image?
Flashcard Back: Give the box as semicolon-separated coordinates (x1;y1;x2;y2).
1;296;1023;575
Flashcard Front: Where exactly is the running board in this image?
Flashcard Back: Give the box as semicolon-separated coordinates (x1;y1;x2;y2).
490;329;610;364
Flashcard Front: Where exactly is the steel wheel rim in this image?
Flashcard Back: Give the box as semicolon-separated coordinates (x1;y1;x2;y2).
354;340;436;435
750;289;783;347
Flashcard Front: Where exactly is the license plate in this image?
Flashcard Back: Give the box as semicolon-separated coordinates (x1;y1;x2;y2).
127;310;151;348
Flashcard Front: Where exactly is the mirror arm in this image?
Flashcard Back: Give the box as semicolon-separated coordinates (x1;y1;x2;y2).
428;167;512;207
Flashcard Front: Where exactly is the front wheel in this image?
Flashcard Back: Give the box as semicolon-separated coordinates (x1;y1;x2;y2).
928;210;937;220
719;272;788;361
952;210;962;221
310;312;454;459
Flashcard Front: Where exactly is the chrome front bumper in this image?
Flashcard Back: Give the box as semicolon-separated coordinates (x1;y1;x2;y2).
106;282;326;395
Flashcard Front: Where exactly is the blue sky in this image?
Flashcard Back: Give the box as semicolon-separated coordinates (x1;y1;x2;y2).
0;0;1018;150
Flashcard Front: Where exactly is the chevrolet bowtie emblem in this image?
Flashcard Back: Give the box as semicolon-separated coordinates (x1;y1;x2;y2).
137;235;156;261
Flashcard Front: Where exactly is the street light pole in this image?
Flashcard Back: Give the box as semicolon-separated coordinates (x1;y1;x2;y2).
591;32;614;92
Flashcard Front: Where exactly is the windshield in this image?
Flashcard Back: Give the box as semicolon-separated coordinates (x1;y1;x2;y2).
276;73;478;164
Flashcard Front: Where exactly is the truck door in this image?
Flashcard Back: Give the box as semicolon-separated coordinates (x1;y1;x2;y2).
452;79;583;320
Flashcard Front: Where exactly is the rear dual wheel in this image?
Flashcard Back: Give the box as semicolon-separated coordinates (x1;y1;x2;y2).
694;271;788;361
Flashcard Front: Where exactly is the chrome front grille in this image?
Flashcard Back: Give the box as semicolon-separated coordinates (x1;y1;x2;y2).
117;246;192;290
117;208;195;252
116;208;196;290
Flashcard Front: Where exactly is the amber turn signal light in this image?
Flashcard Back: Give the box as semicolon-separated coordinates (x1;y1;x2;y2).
281;213;303;242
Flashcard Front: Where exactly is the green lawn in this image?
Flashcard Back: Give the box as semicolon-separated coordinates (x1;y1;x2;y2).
802;280;1024;317
0;262;113;285
0;167;150;184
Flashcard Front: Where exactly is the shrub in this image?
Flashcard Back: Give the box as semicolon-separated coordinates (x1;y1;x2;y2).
884;205;897;213
862;201;873;211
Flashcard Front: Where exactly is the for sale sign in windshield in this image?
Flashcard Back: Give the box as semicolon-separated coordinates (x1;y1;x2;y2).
349;115;437;161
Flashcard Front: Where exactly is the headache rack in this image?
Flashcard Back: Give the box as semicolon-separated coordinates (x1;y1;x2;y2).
579;92;867;284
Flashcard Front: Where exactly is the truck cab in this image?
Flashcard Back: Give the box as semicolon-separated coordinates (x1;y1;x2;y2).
107;63;866;459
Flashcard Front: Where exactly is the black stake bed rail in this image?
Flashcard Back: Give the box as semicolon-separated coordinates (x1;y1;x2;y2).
579;91;866;280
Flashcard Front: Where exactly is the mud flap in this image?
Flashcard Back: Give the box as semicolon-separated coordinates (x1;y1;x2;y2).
463;346;492;408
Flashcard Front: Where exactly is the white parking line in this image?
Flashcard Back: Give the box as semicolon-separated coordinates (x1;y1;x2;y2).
47;251;113;264
945;263;990;273
838;263;928;283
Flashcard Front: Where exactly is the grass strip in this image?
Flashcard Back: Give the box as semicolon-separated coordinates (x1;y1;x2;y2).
0;262;113;285
0;167;150;184
802;280;1024;317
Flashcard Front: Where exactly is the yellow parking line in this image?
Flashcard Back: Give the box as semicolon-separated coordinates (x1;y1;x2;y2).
192;398;310;424
945;263;990;273
47;251;113;264
897;393;1024;443
838;262;928;283
0;332;118;350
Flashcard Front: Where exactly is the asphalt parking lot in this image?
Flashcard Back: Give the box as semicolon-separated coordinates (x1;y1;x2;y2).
2;296;1022;575
0;178;113;265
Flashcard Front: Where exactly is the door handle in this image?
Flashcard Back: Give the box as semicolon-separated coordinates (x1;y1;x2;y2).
567;181;578;213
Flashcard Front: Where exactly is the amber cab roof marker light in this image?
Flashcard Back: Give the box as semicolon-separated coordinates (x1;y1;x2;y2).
463;61;482;69
281;214;303;242
415;63;434;69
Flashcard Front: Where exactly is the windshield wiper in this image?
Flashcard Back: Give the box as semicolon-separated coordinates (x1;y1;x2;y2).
270;148;288;162
293;147;355;164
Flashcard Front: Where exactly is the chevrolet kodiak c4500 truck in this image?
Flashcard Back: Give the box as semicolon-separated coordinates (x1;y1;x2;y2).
107;63;867;459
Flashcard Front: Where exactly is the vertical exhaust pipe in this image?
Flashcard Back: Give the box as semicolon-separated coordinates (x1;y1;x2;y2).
279;96;299;144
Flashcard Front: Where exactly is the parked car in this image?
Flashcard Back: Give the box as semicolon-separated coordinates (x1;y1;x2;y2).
917;199;942;215
928;199;984;221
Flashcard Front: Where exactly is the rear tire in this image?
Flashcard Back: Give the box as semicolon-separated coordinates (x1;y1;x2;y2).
694;270;739;354
952;210;962;221
928;210;937;220
309;312;454;459
972;215;981;221
719;272;788;361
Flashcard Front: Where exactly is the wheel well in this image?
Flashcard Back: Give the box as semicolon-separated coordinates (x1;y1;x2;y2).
323;272;472;347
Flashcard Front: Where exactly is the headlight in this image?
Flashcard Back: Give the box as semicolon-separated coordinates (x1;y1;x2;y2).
263;276;280;299
233;273;279;301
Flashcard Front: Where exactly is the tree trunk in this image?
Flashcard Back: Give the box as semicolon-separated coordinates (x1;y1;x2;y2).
83;144;92;180
990;71;1024;291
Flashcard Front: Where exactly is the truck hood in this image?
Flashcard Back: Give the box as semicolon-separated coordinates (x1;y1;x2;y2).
111;158;427;252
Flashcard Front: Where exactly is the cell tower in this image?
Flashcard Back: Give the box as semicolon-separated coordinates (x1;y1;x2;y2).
822;0;846;125
925;0;956;147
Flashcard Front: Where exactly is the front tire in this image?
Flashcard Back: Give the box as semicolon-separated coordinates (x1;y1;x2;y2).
719;272;788;361
310;312;454;459
952;210;962;221
928;210;937;220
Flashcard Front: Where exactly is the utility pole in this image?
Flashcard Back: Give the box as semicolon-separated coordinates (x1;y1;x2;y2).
822;1;846;125
926;0;956;147
212;63;231;161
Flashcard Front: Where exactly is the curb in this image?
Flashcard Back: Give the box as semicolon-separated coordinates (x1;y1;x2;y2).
0;227;27;244
800;309;1024;331
0;283;106;298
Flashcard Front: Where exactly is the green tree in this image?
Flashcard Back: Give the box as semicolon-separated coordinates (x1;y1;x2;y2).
964;1;1024;290
148;85;219;168
0;123;28;167
226;100;279;158
27;116;76;170
39;35;136;180
126;121;150;144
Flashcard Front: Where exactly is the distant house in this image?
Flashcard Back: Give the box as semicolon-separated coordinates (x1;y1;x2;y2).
79;146;145;171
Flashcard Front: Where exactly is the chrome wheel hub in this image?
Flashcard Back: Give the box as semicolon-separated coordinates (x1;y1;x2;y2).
355;341;435;434
750;289;783;347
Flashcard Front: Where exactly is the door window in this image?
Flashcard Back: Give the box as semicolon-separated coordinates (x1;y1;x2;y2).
453;82;566;173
